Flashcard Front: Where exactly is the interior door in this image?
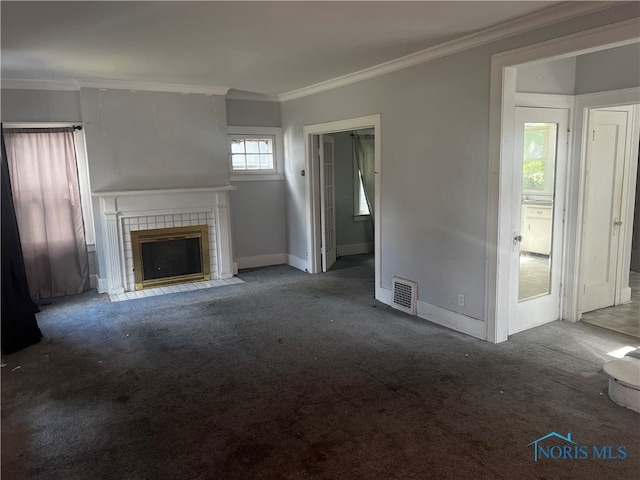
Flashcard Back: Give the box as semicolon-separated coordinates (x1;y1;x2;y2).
580;108;630;313
319;135;336;272
509;107;569;335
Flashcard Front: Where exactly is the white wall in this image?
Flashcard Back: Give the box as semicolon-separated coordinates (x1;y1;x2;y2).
281;3;639;326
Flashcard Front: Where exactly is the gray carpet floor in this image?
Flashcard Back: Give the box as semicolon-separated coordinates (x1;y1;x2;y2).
2;254;639;479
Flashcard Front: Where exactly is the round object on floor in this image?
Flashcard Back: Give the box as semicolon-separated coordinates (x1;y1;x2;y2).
603;357;640;413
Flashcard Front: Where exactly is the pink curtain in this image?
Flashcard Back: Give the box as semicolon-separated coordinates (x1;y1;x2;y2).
4;128;89;299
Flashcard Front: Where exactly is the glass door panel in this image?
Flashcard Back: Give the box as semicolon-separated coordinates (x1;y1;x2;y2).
518;122;558;302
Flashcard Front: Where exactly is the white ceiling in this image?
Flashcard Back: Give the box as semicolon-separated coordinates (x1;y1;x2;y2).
1;1;587;98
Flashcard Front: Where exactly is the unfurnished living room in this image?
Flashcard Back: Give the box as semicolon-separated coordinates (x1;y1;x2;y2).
1;2;639;479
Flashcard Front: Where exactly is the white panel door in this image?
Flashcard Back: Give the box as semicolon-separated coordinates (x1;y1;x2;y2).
510;107;569;335
319;135;336;272
581;109;629;313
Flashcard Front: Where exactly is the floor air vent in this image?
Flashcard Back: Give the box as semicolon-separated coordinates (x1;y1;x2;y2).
392;277;417;315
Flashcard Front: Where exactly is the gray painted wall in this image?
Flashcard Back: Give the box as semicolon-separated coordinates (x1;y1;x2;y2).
516;57;576;95
230;181;286;258
226;98;287;261
330;131;373;250
81;88;229;192
226;99;281;127
575;42;640;95
1;89;82;122
281;3;638;321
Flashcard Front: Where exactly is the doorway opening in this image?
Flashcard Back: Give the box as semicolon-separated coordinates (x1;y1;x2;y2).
488;18;639;343
303;115;382;300
580;104;640;339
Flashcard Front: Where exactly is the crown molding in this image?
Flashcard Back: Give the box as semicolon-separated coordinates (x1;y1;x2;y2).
278;1;629;102
1;77;230;96
77;78;230;96
225;90;280;102
1;78;79;91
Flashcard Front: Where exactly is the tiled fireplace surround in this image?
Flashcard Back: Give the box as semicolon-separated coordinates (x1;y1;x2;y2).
93;187;236;295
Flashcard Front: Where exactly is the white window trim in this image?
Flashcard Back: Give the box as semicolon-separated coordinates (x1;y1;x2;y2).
228;126;284;181
3;122;96;247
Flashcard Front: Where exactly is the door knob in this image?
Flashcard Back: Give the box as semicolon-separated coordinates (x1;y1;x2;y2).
513;234;523;244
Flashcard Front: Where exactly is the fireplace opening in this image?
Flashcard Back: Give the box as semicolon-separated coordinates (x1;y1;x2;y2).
131;225;210;290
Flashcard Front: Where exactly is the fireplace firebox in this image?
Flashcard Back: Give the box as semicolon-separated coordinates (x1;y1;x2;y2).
131;225;210;290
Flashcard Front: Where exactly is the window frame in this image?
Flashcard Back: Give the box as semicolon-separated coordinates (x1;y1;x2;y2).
228;126;284;181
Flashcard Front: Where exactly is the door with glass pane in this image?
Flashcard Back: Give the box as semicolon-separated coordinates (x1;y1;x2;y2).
319;135;336;272
509;107;569;335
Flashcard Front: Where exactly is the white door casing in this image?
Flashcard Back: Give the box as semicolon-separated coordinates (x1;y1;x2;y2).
580;106;636;313
509;107;569;335
319;135;336;272
488;19;640;343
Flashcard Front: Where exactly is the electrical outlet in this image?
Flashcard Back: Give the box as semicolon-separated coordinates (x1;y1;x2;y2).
458;294;465;307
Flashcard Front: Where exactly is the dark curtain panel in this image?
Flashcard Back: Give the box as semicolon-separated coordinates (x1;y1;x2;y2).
1;125;42;354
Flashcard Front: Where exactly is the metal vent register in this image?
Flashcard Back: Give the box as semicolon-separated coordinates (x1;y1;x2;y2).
392;277;417;315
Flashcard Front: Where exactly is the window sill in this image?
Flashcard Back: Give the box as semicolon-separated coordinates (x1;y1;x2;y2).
231;174;285;182
353;214;371;222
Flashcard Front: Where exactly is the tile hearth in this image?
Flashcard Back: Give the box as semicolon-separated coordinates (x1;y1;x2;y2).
109;277;244;302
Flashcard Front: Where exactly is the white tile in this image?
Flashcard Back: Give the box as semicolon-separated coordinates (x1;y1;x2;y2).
198;213;207;222
164;215;172;222
144;289;156;296
123;218;130;226
124;292;137;300
190;213;198;221
134;291;146;298
147;223;156;230
130;219;139;227
169;286;181;293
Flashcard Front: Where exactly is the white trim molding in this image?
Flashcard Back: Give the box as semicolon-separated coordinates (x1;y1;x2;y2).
279;2;625;102
93;186;237;294
236;254;287;270
1;77;230;96
302;114;382;301
287;254;309;273
417;299;486;340
487;17;640;343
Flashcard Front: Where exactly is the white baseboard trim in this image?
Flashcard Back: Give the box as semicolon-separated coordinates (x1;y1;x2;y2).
97;278;108;294
376;286;485;340
287;254;309;272
90;274;99;290
236;253;287;270
620;287;632;304
337;242;374;256
417;300;486;340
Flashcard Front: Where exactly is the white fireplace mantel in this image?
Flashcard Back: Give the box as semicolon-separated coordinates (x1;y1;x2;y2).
93;186;237;295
